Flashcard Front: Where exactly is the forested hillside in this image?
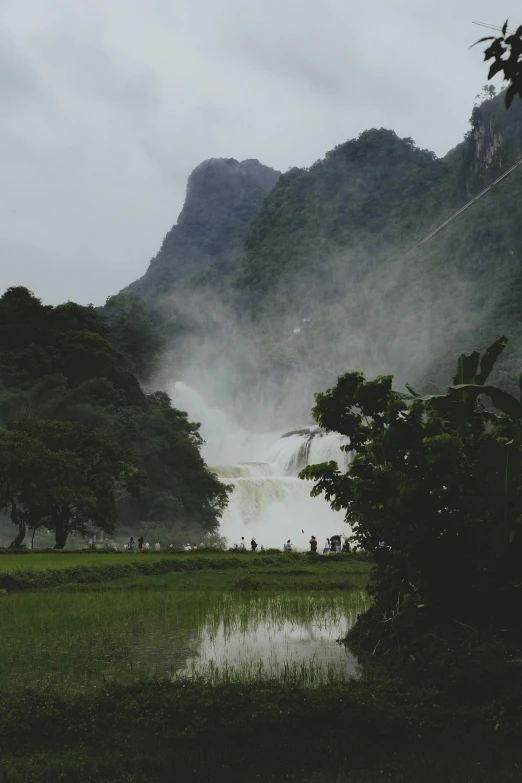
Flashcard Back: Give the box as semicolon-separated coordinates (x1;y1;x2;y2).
0;287;228;547
116;90;522;429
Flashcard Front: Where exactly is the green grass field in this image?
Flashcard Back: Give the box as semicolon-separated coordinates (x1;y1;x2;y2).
0;550;372;592
1;550;520;782
0;551;174;571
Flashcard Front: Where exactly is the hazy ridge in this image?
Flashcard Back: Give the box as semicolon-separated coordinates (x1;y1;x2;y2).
122;91;522;429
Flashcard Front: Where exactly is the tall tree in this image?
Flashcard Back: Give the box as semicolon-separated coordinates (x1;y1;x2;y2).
0;420;145;549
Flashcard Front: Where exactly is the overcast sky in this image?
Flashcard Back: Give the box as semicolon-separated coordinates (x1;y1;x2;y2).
1;0;519;305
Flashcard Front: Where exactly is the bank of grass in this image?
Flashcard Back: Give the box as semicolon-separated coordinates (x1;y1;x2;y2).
0;550;371;592
0;678;520;783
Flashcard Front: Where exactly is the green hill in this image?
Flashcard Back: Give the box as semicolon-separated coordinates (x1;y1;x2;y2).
122;92;522;428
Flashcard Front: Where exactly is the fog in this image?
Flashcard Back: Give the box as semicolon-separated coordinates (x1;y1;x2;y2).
152;236;483;436
149;192;489;548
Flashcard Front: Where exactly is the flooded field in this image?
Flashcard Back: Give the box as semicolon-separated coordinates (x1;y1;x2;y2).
0;590;370;692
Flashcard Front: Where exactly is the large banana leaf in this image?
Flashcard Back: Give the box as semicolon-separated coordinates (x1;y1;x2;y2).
475;336;508;385
450;384;522;417
453;350;480;386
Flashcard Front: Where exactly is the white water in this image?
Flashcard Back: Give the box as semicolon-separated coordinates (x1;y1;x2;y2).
170;382;351;550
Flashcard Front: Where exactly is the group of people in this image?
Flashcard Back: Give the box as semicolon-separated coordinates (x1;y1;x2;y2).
238;537;264;552
88;535;110;547
126;536;161;552
235;536;351;553
321;535;351;553
125;538;212;552
123;533;352;554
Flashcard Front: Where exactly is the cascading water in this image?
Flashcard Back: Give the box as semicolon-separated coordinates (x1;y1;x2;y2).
170;382;351;549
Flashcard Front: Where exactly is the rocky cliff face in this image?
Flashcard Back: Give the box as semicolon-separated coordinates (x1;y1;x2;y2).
458;93;522;195
125;158;280;298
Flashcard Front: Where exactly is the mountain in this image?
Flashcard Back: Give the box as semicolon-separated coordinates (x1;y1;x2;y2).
125;158;280;297
119;91;522;429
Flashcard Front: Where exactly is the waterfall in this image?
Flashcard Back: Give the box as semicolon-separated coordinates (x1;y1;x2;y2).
169;382;351;550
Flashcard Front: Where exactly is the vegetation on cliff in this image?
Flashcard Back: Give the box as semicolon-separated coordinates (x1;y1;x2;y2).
125;90;522;429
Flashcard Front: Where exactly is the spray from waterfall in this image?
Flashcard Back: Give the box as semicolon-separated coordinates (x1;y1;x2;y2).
170;382;351;550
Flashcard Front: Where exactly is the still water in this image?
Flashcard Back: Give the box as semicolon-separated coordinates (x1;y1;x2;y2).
168;593;367;683
1;591;371;691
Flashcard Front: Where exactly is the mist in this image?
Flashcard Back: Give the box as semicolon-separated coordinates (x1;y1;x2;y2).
151;239;482;438
143;201;490;549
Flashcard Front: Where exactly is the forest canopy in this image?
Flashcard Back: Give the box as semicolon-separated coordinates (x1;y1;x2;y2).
0;287;229;548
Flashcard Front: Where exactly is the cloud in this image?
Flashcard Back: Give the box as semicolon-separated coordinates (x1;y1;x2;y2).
0;0;520;305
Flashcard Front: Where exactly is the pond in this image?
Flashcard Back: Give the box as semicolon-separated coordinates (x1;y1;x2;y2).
0;590;371;692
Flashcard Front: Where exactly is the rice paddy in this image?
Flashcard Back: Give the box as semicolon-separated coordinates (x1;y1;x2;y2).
0;589;370;693
0;551;520;782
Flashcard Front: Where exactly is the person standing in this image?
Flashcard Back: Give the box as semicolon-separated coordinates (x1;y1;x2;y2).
238;537;245;550
251;538;258;552
129;537;135;551
309;535;318;553
138;535;144;551
284;540;292;552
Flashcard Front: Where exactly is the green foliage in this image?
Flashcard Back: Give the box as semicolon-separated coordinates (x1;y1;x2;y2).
105;291;164;379
0;419;145;549
477;21;522;108
300;338;522;629
0;287;230;544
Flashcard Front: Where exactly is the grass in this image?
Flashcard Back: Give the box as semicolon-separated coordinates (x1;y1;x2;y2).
0;679;520;783
1;550;519;782
0;550;176;571
0;550;372;591
0;589;369;693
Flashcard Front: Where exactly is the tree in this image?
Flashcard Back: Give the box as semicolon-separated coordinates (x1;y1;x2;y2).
122;391;230;533
0;420;146;549
300;338;522;630
477;21;522;108
0;286;230;542
0;429;50;547
105;292;164;380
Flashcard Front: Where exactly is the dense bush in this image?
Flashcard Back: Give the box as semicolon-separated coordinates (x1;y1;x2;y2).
301;338;522;640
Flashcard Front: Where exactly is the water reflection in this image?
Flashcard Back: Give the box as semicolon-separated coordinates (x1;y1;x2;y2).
132;592;369;684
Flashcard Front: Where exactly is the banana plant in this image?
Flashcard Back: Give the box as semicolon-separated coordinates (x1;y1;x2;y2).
404;336;522;420
405;337;522;572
